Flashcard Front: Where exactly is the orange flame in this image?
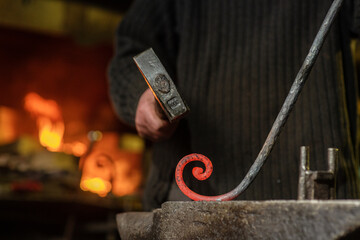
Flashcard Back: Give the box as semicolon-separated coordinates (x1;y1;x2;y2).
23;93;142;198
0;106;18;145
23;92;87;156
37;117;64;151
24;92;62;121
24;92;64;151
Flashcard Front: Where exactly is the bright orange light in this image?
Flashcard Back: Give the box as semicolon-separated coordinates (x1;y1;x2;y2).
79;133;143;198
63;141;87;157
0;106;18;145
37;117;64;151
24;92;88;156
24;92;64;152
24;92;62;121
112;160;142;196
80;177;112;197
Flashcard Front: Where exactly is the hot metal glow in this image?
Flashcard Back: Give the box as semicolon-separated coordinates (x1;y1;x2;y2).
175;154;236;201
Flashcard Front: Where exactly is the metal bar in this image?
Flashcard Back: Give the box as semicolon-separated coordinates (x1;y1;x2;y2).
327;148;338;199
298;146;310;200
295;147;337;200
327;148;338;173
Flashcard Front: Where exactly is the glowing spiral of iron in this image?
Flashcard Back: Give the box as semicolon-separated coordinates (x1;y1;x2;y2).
175;153;238;201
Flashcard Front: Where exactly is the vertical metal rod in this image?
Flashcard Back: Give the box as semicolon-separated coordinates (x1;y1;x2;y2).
327;148;338;173
298;146;310;200
327;148;338;199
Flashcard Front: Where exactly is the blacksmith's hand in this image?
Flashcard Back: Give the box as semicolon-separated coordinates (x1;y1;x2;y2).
135;89;178;142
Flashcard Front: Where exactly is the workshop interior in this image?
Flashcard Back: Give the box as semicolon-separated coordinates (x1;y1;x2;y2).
2;0;360;239
0;0;140;239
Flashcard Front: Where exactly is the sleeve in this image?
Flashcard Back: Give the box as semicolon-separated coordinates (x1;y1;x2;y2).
108;0;178;127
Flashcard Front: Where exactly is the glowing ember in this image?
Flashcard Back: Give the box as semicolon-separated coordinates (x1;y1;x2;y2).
80;177;112;197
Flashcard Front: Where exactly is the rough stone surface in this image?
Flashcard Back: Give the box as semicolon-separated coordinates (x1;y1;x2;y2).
117;200;360;239
116;211;154;240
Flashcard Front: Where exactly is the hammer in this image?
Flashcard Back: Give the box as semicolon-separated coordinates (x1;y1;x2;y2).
133;48;190;122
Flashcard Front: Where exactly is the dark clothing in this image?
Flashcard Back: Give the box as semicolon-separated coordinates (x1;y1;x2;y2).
109;0;360;210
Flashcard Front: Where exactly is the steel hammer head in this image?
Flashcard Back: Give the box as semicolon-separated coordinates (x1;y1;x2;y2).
133;48;190;122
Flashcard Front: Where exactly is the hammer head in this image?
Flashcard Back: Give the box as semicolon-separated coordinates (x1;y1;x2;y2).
133;48;189;122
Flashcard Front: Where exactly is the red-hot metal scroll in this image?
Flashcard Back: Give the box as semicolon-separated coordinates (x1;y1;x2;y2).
175;0;344;201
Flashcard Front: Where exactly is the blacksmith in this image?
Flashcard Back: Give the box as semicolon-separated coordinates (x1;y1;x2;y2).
108;0;360;210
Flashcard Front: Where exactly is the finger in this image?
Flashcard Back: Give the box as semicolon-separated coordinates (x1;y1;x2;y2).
154;101;168;120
